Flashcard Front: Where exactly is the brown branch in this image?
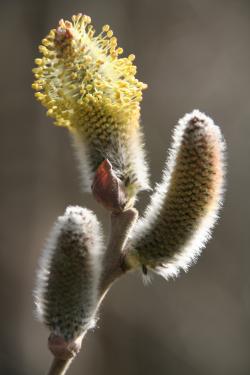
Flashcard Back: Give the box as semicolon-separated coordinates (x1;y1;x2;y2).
47;358;73;375
99;207;138;295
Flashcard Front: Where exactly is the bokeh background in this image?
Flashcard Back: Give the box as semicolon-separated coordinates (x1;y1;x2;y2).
1;0;250;374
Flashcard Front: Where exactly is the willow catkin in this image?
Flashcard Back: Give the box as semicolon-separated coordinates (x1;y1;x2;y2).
126;110;226;280
32;14;149;203
35;206;103;341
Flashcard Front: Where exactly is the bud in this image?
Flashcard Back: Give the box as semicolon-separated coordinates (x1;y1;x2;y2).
32;14;149;204
35;206;103;341
126;110;226;280
91;159;128;212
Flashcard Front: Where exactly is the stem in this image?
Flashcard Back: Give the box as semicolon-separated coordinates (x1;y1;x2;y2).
100;207;138;295
47;358;73;375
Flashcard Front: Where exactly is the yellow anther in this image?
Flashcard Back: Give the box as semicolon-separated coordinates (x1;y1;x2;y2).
35;58;43;66
128;54;135;61
32;67;42;74
31;83;41;90
35;92;45;100
47;109;54;116
102;25;110;32
117;47;123;55
83;15;91;24
107;30;113;38
42;38;50;47
38;45;47;53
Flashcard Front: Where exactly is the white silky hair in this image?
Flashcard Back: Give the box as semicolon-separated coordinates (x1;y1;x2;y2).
71;128;150;194
71;132;94;192
35;206;104;326
104;130;150;189
129;109;226;281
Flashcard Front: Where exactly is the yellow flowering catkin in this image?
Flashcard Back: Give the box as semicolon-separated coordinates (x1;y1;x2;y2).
126;110;225;280
32;14;149;201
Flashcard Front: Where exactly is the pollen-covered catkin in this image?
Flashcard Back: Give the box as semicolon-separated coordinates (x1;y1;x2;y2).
126;110;225;280
35;206;103;340
32;14;149;201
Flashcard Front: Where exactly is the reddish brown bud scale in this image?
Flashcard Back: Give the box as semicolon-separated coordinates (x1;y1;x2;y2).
91;159;127;212
48;333;83;360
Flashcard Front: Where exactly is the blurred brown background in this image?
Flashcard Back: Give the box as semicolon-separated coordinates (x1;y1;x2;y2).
1;0;249;374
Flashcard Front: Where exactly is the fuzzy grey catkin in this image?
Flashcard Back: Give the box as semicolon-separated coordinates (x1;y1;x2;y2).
126;110;225;280
35;206;103;340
